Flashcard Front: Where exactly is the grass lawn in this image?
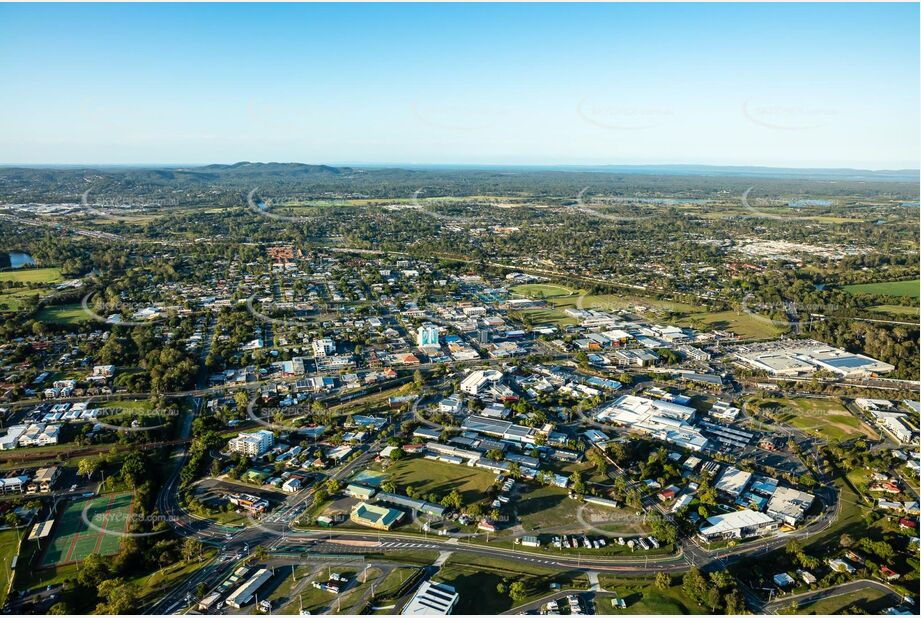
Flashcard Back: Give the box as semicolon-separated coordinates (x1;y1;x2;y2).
387;458;498;506
372;566;421;600
781;588;890;614
868;304;920;317
843;279;920;298
678;310;783;339
132;550;217;608
36;304;91;324
547;291;701;315
0;267;63;284
0;528;22;607
596;574;704;614
0;288;43;312
435;554;589;615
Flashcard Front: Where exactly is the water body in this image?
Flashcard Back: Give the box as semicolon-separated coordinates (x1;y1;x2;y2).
0;251;35;269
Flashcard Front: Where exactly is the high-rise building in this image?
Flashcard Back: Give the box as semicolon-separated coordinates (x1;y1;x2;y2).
477;327;490;344
417;324;439;348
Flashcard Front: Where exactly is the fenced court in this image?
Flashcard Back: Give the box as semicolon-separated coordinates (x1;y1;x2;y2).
40;492;133;567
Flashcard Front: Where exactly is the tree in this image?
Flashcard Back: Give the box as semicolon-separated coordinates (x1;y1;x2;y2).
182;537;203;562
234;390;250;411
508;581;527;603
120;450;147;489
77;458;100;480
655;572;671;591
48;602;72;615
78;552;111;587
496;582;506;595
587;448;608;475
570;471;585;496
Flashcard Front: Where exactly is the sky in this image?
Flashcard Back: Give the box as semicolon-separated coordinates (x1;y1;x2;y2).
0;2;918;169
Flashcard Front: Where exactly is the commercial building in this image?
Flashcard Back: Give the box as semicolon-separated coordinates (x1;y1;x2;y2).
595;395;708;452
714;467;753;498
460;369;503;396
350;501;404;530
766;486;815;526
226;568;273;609
698;509;779;541
228;430;275;457
401;580;460;615
734;340;894;378
460;415;539;445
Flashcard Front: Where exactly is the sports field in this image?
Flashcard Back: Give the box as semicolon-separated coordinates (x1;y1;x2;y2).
40;493;133;567
0;267;63;284
843;278;920;298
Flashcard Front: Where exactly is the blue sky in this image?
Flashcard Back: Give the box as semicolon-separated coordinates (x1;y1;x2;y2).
0;2;918;168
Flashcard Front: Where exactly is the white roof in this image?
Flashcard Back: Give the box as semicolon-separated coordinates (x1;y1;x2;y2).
700;509;776;535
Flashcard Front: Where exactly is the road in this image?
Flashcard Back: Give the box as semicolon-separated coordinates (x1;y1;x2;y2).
760;578;904;614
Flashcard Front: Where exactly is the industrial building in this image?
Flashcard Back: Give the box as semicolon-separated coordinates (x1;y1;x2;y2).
698;509;779;541
401;580;460;615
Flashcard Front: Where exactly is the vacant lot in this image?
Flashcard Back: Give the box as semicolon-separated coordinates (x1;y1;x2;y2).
753;397;877;442
843;278;920;298
597;575;704;615
386;458;498;505
678;310;782;339
0;267;63;284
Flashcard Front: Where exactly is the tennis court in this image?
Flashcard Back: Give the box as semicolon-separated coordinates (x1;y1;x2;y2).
40;493;134;567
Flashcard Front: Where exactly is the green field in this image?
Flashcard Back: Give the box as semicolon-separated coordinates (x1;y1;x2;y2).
843;278;920;298
750;397;877;442
40;493;133;567
0;529;21;607
513;485;648;536
678;310;783;339
36;304;92;324
0;267;63;284
868;304;920;317
0;288;42;312
387;458;498;506
511;283;577;298
597;575;704;615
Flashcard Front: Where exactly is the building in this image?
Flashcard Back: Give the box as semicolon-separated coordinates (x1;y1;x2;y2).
735;340;894;378
595;395;708;452
417;324;440;348
460;415;539;445
460;369;503;396
17;423;60;447
0;425;28;450
766;486;815;526
0;476;28;494
346;483;377;501
714;467;753;498
228;430;275;457
401;580;460;615
698;509;778;541
312;338;336;358
226;568;273;609
28;466;60;493
350;501;403;530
